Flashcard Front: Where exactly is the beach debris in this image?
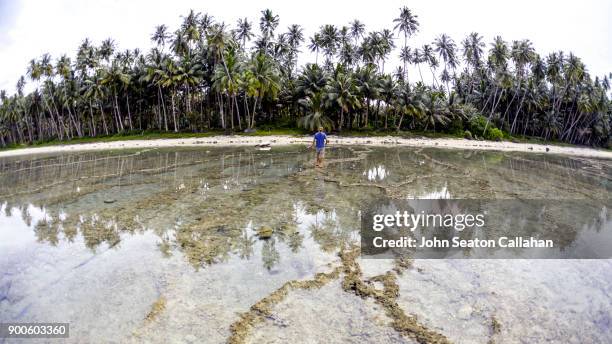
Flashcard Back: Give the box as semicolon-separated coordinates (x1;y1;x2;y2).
257;225;274;239
255;141;271;148
487;315;502;343
491;315;501;334
144;296;166;322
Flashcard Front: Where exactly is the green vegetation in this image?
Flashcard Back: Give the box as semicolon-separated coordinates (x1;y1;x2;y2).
0;7;610;150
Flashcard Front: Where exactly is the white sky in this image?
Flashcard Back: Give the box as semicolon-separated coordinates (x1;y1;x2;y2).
0;0;610;94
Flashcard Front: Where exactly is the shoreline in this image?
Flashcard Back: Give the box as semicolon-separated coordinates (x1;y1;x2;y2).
0;135;611;159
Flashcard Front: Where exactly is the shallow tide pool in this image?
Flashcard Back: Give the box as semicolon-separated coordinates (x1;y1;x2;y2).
0;145;611;343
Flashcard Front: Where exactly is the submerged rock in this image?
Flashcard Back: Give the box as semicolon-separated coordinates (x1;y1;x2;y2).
257;226;274;239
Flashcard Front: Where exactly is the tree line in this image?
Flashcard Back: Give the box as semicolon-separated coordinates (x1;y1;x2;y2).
0;7;610;147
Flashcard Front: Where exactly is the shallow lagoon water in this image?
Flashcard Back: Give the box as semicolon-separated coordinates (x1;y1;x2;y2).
0;145;611;343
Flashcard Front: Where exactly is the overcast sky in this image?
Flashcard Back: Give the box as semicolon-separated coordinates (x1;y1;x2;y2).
0;0;610;94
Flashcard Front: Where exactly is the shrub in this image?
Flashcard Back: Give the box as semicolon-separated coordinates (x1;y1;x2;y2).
486;128;504;141
447;118;465;135
463;130;473;140
469;114;504;141
469;115;489;136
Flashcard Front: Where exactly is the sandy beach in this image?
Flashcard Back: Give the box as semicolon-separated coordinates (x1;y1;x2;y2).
1;135;611;159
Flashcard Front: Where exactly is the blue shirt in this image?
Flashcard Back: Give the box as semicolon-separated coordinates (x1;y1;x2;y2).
314;132;327;149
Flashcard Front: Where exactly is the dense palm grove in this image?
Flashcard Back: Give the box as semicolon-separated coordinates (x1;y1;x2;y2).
1;7;611;147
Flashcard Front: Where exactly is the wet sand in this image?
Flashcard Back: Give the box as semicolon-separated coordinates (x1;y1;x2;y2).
1;135;611;159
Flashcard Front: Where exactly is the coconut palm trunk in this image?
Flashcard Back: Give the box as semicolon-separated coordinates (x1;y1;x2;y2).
158;85;168;131
126;93;133;131
98;102;109;135
89;100;97;136
171;88;178;132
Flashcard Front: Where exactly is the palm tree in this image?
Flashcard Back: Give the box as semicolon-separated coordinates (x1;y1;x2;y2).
327;72;360;129
259;9;279;38
339;44;357;68
377;29;395;73
84;71;109;135
1;7;610;147
412;48;424;83
355;65;380;127
394;83;425;131
159;58;180;132
286;24;304;73
39;53;67;140
99;39;115;63
213;49;242;129
399;46;412;77
378;75;397;128
308;34;323;65
349;20;365;46
152;25;170;50
461;32;485;95
287;24;304;50
422;91;451;131
507;39;535;133
297;64;328;95
101;62;130;131
245;53;280;128
320;25;339;63
462;32;485;70
393;7;419;81
143;49;170;131
235;18;253;50
434;34;457;93
421;44;439;86
55;54;83;137
298;92;332;131
181;10;201;54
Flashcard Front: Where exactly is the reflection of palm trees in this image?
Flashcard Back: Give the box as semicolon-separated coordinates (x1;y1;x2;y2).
261;238;280;270
62;214;79;242
235;229;256;259
34;218;61;246
158;234;173;258
4;144;611;267
20;204;32;226
275;222;304;253
4;204;12;217
287;231;304;253
79;216;121;250
309;212;354;252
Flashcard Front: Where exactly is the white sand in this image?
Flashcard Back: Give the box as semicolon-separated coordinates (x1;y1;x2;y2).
1;135;611;159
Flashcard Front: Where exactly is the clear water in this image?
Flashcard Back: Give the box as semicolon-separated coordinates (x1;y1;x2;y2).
0;146;610;343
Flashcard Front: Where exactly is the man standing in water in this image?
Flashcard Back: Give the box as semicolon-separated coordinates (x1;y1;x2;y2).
310;126;328;167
